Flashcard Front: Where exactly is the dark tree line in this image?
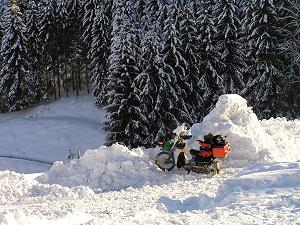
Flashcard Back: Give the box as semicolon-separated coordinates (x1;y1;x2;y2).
0;0;299;147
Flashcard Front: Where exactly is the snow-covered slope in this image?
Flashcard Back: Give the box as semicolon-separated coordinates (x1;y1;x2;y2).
0;95;105;171
0;157;50;174
0;94;299;225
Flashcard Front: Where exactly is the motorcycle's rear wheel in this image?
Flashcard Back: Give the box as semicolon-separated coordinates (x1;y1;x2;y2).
155;152;175;171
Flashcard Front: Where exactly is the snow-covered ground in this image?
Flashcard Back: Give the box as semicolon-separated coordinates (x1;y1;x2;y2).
0;95;106;170
0;94;299;225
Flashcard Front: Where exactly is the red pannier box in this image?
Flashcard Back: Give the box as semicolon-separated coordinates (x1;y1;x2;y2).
212;142;231;158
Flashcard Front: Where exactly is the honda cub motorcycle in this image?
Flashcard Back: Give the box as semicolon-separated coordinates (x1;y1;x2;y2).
155;124;231;175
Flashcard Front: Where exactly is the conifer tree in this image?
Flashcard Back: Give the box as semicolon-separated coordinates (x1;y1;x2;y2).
90;4;111;105
62;0;83;42
179;1;202;121
39;0;61;98
82;0;97;59
0;15;3;41
276;0;299;114
155;0;193;133
143;0;159;32
133;28;162;146
240;0;255;86
242;0;294;118
214;0;246;94
0;0;35;112
196;0;224;115
135;0;146;24
278;0;300;73
26;2;47;103
105;0;148;148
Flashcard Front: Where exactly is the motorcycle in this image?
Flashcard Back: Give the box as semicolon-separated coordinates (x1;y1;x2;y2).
155;124;231;175
155;124;192;171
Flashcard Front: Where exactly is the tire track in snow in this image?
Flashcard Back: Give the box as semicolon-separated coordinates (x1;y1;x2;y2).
0;155;53;165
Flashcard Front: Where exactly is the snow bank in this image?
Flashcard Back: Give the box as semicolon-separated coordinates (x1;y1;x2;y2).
0;209;45;225
191;94;300;166
0;209;94;225
39;94;300;191
38;144;157;191
0;171;31;203
0;171;95;204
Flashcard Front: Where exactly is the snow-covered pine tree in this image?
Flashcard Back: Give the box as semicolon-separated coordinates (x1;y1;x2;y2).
240;0;255;87
26;2;47;103
277;0;300;74
61;0;84;96
179;1;203;121
242;0;294;118
132;30;158;147
155;0;193;133
39;0;61;99
90;3;111;105
196;0;224;115
157;0;168;41
276;0;299;115
0;0;6;15
82;0;98;61
135;0;146;25
0;0;35;112
105;0;148;148
141;0;159;32
214;0;246;94
57;0;72;96
0;15;3;41
61;0;83;43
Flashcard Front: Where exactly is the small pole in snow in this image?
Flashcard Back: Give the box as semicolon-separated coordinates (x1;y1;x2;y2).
67;148;72;160
77;149;81;159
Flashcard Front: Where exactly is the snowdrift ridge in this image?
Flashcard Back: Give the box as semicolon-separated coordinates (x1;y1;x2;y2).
40;94;300;190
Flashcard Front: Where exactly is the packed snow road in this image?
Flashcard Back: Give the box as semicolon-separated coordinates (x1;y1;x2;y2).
0;164;299;225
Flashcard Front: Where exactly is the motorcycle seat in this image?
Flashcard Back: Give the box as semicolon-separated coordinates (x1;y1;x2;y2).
190;149;201;156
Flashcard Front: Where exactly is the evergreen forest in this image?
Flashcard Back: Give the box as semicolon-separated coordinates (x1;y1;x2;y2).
0;0;299;147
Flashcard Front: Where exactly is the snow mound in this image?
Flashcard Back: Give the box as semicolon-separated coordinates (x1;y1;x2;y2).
0;209;45;225
0;171;31;203
0;209;94;225
0;171;95;204
191;94;300;166
38;144;157;191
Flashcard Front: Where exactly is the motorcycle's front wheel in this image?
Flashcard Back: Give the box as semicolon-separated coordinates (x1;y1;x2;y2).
155;152;175;171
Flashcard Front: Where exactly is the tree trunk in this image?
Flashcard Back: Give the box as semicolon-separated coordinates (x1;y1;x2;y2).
78;63;82;91
54;76;57;100
52;61;57;100
76;63;80;97
72;69;75;92
57;62;61;98
65;61;69;97
86;63;90;94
